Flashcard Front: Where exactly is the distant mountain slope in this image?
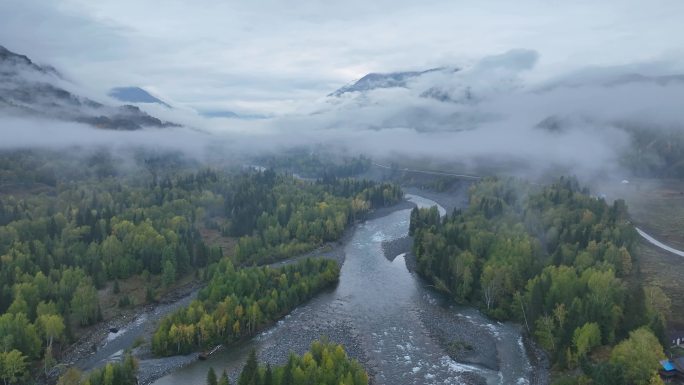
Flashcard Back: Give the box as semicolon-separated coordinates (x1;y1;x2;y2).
329;67;450;97
0;45;60;77
108;86;171;107
200;110;239;118
538;70;684;92
0;45;177;130
198;110;270;120
603;73;684;87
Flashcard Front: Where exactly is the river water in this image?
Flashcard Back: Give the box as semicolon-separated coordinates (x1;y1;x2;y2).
150;194;535;385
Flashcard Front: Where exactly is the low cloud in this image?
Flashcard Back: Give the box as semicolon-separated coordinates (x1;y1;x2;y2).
3;0;684;116
2;47;684;182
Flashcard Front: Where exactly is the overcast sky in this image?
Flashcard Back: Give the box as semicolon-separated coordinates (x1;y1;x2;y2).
2;0;684;115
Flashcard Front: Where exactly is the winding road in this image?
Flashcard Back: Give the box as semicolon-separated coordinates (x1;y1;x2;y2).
373;161;684;259
636;227;684;257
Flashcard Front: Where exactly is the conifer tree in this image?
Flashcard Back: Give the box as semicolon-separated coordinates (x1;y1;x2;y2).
207;366;217;385
218;369;231;385
238;349;259;385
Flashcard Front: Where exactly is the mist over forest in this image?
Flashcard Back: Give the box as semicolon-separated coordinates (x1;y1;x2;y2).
2;2;684;385
3;44;684;183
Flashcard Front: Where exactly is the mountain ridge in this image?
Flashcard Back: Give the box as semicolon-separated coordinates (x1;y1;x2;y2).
329;67;454;97
108;86;172;108
0;45;177;130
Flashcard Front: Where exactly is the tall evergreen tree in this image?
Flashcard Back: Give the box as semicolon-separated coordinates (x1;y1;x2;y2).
218;369;231;385
207;367;217;385
281;354;294;385
263;363;273;385
238;349;259;385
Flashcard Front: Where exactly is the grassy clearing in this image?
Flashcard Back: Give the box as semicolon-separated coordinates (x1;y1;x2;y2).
199;225;237;258
97;270;198;321
86;225;235;328
597;178;684;249
637;242;684;329
90;224;237;322
595;178;684;328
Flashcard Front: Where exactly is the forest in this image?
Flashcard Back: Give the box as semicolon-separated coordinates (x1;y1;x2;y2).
411;176;670;384
54;354;138;385
227;171;402;265
152;258;340;355
205;339;368;385
0;149;401;384
252;149;372;179
620;125;684;178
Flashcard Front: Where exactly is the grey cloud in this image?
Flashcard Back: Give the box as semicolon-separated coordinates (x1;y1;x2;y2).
474;49;539;72
4;45;684;183
1;1;684;182
3;0;684;116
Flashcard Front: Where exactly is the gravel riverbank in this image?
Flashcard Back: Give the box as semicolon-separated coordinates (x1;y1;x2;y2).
381;238;499;372
57;280;202;375
384;186;550;385
64;191;549;385
71;199;415;385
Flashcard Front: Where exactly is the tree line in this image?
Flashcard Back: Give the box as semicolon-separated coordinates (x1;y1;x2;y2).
0;164;228;383
205;339;368;385
54;354;138;385
620;125;684;178
226;172;402;265
253;149;372;179
0;149;402;384
152;258;340;356
411;176;670;385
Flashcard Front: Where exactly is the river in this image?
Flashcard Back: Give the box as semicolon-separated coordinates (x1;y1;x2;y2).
150;194;538;385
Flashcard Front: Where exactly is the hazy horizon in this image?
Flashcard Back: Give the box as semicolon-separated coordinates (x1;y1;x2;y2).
2;0;684;116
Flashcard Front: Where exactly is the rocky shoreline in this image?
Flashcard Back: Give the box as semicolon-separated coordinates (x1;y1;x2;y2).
268;198;415;270
60;192;549;385
523;333;551;385
56;280;202;375
382;235;550;385
381;238;498;377
380;187;551;385
62;199;414;385
133;200;418;385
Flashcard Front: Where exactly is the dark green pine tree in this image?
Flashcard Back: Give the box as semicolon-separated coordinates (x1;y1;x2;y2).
238;349;259;385
263;364;273;385
207;367;218;385
218;369;231;385
281;354;295;385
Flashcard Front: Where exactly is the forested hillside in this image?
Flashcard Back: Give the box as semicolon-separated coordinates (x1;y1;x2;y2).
411;177;670;384
620;125;684;178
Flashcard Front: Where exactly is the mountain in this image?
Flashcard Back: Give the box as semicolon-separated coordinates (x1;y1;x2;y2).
329;67;451;97
108;87;271;119
603;73;684;87
0;45;176;130
200;110;239;118
108;86;171;107
199;110;270;120
0;45;62;79
538;70;684;92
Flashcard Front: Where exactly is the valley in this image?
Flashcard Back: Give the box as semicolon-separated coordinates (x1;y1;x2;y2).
2;3;684;384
